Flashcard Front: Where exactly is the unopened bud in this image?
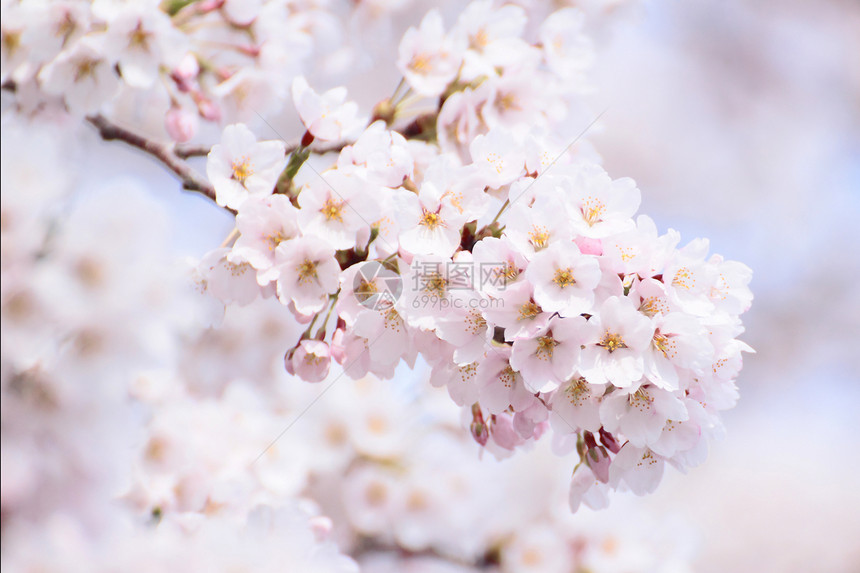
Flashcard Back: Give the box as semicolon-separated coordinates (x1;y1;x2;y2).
165;106;197;143
284;346;298;376
171;53;200;92
586;445;611;483
470;404;489;447
196;96;221;122
599;427;621;454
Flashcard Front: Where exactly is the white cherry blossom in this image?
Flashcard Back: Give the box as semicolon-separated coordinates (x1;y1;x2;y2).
292;76;365;142
579;295;655;389
510;315;587;393
397;9;463;98
206;124;287;210
297;170;381;251
37;37;120;115
525;241;601;315
273;236;339;315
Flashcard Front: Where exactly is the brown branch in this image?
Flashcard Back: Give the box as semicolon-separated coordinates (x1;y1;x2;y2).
284;140;351;157
86;114;222;207
173;142;213;159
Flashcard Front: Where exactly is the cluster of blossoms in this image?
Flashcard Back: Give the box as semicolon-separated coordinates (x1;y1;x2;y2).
1;117;696;570
197;0;753;511
3;0;752;570
0;0;415;138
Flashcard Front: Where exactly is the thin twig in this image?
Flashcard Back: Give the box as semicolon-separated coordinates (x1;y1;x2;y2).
86;114;221;206
173;142;213;159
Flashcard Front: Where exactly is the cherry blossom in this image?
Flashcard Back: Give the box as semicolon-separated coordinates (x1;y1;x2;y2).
206;124;287;210
397;9;463;98
1;2;758;569
273;236;340;315
292;76;365;142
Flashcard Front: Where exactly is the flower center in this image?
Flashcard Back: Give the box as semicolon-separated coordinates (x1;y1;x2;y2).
423;272;447;298
499;365;517;389
409;53;431;73
501;261;519;282
639;297;667;317
528;226;550;250
383;307;403;330
496;92;520;112
231;157;253;184
320;197;345;222
465;309;487;335
484;152;505;175
3;30;22;55
672;267;695;290
599;331;627;353
225;261;251;276
471;29;489;49
552;267;576;289
265;230;288;251
565;377;589;406
581;196;606;226
535;335;558;360
129;23;151;50
74;58;99;81
517;299;542;321
628;389;654;411
355;278;378;304
295;258;318;285
419;209;444;230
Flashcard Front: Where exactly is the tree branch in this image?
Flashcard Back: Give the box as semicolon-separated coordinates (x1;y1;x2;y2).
173;142;213;159
85;114;223;208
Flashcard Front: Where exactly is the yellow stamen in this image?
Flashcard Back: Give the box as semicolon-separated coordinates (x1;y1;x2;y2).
517;300;542;321
423;272;447;297
295;258;318;285
419;209;445;230
528;226;550;250
582;196;605;226
552;267;576;289
231;157;253;184
599;331;627;353
320;197;345;222
535;335;558;360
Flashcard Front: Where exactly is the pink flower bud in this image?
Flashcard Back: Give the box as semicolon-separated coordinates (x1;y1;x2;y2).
284;346;297;376
585;445;611;483
164;106;197;143
172;54;200;92
599;428;622;454
470;404;489;447
196;96;221;122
